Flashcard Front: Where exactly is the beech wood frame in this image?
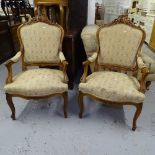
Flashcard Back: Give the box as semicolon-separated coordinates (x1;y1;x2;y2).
5;17;69;120
79;16;149;131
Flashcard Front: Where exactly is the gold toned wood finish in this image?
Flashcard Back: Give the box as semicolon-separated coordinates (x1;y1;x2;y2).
79;91;143;131
34;0;68;6
79;16;148;131
80;60;90;83
62;92;68;118
5;17;68;119
5;62;13;84
139;67;149;93
6;93;16;120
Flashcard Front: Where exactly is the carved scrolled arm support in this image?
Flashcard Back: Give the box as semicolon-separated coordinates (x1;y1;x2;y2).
5;52;22;84
137;57;149;93
59;51;68;83
81;52;98;83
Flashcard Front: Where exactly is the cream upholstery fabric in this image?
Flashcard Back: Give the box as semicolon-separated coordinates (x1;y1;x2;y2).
98;24;143;68
4;69;68;96
79;71;145;103
137;56;147;69
88;52;98;62
59;51;66;62
81;25;99;57
20;22;62;64
5;51;21;64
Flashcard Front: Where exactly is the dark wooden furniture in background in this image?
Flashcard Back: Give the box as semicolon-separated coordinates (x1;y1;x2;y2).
67;0;88;84
34;0;88;88
1;0;34;25
68;0;88;31
0;20;15;64
34;0;69;31
62;31;78;88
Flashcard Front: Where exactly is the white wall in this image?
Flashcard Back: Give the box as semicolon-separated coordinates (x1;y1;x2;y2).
29;0;34;5
87;0;132;24
87;0;96;24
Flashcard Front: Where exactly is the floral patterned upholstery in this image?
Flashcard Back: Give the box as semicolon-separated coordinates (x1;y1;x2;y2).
4;19;69;120
20;22;62;64
79;71;145;103
4;69;68;96
79;17;147;130
98;24;143;67
81;25;99;57
80;22;145;103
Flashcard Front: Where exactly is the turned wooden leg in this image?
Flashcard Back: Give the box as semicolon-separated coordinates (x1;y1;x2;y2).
62;92;68;118
146;81;151;90
6;93;16;120
78;91;84;118
132;103;143;131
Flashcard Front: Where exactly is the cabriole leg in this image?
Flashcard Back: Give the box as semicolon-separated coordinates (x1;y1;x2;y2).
6;93;16;120
132;103;143;131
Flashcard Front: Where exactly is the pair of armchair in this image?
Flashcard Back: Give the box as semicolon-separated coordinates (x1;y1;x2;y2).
4;16;148;131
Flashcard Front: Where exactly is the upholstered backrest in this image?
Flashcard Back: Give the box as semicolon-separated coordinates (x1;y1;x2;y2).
98;23;144;69
19;21;63;64
81;25;99;57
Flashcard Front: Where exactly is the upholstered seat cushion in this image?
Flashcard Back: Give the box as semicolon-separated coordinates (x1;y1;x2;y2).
4;69;68;96
79;71;145;103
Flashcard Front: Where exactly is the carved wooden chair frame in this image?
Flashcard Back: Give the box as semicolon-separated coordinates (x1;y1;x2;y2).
79;15;149;131
5;16;69;120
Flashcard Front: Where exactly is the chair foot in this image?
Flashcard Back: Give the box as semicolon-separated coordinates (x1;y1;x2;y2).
132;103;143;131
79;113;83;119
63;92;68;118
78;91;84;119
11;113;16;120
6;93;16;120
146;81;151;90
64;111;68;118
132;127;136;131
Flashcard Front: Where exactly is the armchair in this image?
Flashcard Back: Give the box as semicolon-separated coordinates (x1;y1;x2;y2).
79;16;149;131
4;17;69;120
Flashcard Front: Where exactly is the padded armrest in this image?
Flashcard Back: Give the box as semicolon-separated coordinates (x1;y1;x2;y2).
59;51;66;62
5;51;22;65
88;52;98;63
137;57;147;69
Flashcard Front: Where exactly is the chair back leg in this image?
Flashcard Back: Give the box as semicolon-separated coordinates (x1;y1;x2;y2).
62;92;68;118
78;91;84;118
